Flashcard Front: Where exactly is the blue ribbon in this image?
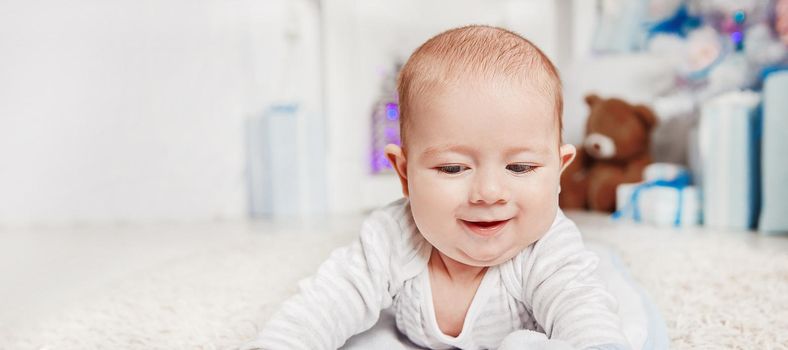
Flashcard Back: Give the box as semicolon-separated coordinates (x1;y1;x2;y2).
612;172;692;227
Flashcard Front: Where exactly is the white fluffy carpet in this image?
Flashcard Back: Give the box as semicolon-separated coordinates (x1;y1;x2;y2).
2;213;787;349
582;216;788;350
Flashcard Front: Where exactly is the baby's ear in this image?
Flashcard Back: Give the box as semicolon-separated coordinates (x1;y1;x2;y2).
385;144;409;197
558;143;577;175
584;94;601;107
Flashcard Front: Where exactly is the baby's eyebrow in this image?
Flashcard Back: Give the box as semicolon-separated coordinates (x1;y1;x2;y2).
503;146;550;157
420;145;548;158
420;144;474;158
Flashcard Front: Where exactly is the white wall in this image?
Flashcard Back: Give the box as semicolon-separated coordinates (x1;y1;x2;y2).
0;0;300;226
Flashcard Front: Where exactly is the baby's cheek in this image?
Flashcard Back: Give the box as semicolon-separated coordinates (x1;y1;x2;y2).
408;175;461;218
514;176;557;201
412;173;466;200
513;179;559;223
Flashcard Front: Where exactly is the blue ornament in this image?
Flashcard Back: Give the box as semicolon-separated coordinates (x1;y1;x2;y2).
648;4;703;38
733;10;746;24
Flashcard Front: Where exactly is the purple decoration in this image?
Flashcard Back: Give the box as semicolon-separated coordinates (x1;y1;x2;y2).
370;67;402;174
371;150;384;173
721;17;738;33
377;157;391;170
731;31;743;43
371;149;392;173
385;127;397;140
386;103;399;121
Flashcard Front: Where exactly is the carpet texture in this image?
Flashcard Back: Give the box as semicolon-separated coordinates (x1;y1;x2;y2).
2;214;786;349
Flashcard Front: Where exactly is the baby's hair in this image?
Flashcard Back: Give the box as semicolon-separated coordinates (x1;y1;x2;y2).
397;25;563;146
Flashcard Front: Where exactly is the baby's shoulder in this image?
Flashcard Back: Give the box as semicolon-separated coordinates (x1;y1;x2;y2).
499;211;587;290
361;198;415;238
360;198;430;287
531;210;585;251
360;198;429;256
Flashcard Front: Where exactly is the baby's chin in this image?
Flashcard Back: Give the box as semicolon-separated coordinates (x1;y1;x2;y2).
452;245;524;267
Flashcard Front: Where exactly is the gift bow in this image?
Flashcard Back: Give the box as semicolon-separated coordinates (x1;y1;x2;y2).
612;172;693;227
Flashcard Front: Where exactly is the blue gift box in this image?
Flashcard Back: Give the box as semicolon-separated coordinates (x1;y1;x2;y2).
698;91;761;230
759;71;788;234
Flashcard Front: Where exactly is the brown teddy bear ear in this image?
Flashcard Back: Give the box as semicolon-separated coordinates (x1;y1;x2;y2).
633;105;658;129
585;94;600;107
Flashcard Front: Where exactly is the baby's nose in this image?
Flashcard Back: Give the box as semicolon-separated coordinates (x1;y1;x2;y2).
469;171;509;205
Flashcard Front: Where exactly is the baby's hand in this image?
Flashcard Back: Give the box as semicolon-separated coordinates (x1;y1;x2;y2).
497;330;574;350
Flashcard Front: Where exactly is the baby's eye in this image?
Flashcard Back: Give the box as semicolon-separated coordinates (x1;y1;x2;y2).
506;163;535;174
436;165;468;174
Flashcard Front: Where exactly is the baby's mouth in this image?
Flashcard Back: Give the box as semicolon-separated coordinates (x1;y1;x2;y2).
460;219;511;236
466;220;507;228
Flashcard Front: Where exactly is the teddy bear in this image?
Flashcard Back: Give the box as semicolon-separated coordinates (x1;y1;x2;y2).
777;0;788;46
560;95;658;212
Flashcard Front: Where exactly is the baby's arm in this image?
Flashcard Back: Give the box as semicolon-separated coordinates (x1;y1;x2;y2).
240;213;400;350
521;218;630;350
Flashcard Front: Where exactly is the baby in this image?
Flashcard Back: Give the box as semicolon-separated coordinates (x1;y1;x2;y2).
243;25;630;350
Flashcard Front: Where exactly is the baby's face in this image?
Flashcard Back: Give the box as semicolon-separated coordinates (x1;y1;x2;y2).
388;80;575;267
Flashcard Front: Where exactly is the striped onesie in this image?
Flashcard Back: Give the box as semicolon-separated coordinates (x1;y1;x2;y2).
242;198;630;350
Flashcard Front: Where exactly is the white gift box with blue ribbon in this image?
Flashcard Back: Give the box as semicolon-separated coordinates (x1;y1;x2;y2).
614;164;702;227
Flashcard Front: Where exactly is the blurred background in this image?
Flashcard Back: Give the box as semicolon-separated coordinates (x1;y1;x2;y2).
0;0;585;227
2;1;788;347
1;0;786;229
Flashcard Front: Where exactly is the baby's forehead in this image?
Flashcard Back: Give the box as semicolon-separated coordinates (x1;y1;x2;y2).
409;77;559;122
406;83;561;151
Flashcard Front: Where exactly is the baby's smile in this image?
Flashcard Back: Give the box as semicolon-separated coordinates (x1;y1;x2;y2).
459;218;511;237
